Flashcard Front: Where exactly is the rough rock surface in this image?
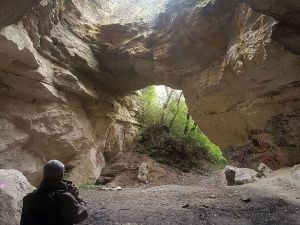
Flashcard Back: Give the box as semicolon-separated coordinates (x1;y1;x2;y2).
291;164;300;183
182;3;300;169
0;169;34;225
96;164;128;185
0;0;299;183
225;165;258;186
137;162;150;184
243;0;300;54
258;163;273;178
0;0;39;28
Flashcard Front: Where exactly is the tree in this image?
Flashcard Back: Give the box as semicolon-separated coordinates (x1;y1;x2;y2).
184;113;191;134
160;87;175;125
139;86;160;127
169;91;183;129
138;85;227;168
190;122;198;132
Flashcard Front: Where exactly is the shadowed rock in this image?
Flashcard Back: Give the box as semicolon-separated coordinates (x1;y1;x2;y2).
243;0;300;54
0;0;40;28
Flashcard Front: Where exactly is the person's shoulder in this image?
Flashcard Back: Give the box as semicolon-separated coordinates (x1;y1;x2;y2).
23;189;38;202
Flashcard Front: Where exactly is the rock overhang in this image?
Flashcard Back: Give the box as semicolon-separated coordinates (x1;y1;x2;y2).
0;0;299;184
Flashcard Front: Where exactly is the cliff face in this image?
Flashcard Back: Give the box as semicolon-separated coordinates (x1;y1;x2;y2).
182;3;300;169
0;0;142;184
0;0;299;183
151;0;300;169
243;0;300;55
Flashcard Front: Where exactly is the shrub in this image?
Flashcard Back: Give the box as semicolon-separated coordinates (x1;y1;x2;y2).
136;86;227;171
136;125;209;172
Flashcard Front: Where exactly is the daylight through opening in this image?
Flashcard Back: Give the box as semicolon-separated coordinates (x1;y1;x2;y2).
136;85;227;173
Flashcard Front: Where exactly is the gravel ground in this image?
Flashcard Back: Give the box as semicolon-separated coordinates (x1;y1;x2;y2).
79;178;300;225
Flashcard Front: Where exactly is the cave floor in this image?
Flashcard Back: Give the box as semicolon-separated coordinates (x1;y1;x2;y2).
79;170;300;225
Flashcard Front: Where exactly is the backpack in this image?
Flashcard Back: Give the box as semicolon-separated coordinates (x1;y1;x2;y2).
22;189;67;225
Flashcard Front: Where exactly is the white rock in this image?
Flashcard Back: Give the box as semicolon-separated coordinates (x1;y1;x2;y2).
137;163;150;184
0;169;34;225
113;186;123;191
291;164;300;181
258;163;273;178
225;165;259;186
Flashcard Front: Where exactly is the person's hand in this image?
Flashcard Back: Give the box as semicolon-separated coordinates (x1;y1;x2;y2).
63;180;86;205
70;183;79;196
64;181;78;196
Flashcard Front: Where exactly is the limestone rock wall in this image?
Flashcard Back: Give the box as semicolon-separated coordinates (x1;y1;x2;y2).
0;0;140;185
181;3;300;169
243;0;300;55
0;0;39;28
0;0;299;182
144;0;299;169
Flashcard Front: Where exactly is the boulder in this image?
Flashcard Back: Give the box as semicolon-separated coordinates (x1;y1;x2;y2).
225;165;259;186
258;163;273;178
0;169;34;225
291;164;300;181
137;163;150;184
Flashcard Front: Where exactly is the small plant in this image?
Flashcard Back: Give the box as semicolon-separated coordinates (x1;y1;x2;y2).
79;182;99;190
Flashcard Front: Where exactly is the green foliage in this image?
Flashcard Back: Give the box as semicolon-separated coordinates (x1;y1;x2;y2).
188;129;227;167
79;183;99;189
137;86;227;171
137;125;209;172
138;86;161;127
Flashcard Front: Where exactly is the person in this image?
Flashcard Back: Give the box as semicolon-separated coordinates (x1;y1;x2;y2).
20;160;88;225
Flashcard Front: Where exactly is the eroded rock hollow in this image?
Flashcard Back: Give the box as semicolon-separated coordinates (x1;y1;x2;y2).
0;0;299;184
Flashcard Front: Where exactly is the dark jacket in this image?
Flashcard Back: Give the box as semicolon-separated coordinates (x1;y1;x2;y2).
20;179;88;225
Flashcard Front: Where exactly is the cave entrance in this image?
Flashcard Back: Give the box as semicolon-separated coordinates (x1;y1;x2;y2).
99;85;227;186
98;85;226;186
136;85;227;174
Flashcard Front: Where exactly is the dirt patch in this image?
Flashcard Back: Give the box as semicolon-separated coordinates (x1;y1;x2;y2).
80;185;299;225
99;151;220;187
80;167;300;225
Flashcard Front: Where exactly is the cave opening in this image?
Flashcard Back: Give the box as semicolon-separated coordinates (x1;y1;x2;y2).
136;85;227;173
98;85;227;187
1;0;300;224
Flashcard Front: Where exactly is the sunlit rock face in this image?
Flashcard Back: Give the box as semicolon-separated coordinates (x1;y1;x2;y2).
0;0;299;183
182;4;300;169
72;0;168;24
0;0;141;184
243;0;300;55
154;0;300;169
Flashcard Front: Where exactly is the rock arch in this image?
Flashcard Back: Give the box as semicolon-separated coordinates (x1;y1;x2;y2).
0;0;299;184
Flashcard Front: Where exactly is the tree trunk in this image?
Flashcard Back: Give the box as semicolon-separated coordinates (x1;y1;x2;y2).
184;113;190;134
169;92;183;129
191;122;197;132
160;87;175;125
